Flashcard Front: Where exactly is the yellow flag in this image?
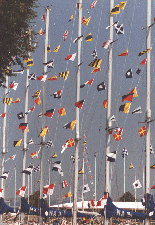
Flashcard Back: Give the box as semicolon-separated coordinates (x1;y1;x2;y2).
78;169;84;174
53;45;60;52
123;102;131;113
70;120;76;130
40;127;48;137
119;1;127;10
129;88;138;98
83;17;91;26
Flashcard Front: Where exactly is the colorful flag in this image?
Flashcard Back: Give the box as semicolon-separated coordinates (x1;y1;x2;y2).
106;21;119;29
78;169;84;174
39;126;49;137
25;106;35;114
62;180;68;188
102;39;112;49
89;58;102;67
91;67;101;74
117;49;128;56
47;75;57;81
9;81;18;90
14;139;22;147
113;132;122;141
122;147;128;158
133;179;142;189
34;97;41;105
91;49;97;59
43;60;54;68
103;99;107;108
119;1;127;10
46;140;53;148
115;24;124;34
140;58;147;65
97;81;106;91
122;93;134;102
44;109;55;118
51;153;57;158
129;87;138;97
138;48;151;56
22;165;33;175
80;79;94;88
43;184;55;196
150;164;155;169
37;75;47;82
16;186;27;197
63;191;72;198
0;113;6;118
53;90;62;98
138;126;146;137
90;0;97;8
82;17;91;26
61;138;75;153
52;161;63;176
19;123;28;133
47;45;51;52
0;171;9;179
85;33;93;42
69;15;73;22
57;107;66;116
75;99;85;109
12;98;20;103
107;151;117;162
73;35;83;43
31;151;38;159
111;4;120;15
3;98;12;105
28;73;36;80
53;45;60;52
63;120;76;130
132;106;142;114
129;163;134;169
32;90;41;98
119;102;131;113
65;53;76;61
17;112;24;120
59;71;69;80
125;69;133;78
33;165;40;172
27;139;34;144
27;58;34;67
63;30;68;41
0;189;3;198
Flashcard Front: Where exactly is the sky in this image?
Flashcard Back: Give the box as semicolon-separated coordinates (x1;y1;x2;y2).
1;0;155;206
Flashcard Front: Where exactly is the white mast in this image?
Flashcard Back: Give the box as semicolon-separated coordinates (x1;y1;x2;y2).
94;152;97;206
39;6;49;225
73;0;82;224
82;135;85;211
124;156;125;193
145;0;151;224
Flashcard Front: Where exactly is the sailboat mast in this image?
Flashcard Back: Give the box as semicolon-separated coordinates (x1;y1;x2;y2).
105;0;114;195
73;0;82;224
39;6;49;225
145;0;151;224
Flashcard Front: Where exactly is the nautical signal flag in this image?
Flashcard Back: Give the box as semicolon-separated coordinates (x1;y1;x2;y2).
16;186;27;197
102;39;112;49
62;180;68;188
22;165;33;175
107;151;117;162
32;90;41;98
65;53;76;61
80;79;94;88
46;140;53;148
39;126;49;137
119;2;127;10
0;171;9;179
44;109;55;118
63;191;72;198
28;73;36;80
138;126;146;137
132;106;142;114
150;164;155;169
110;4;120;15
73;35;84;43
53;45;60;52
0;189;3;198
83;17;91;26
43;184;55;196
17;112;24;120
78;169;84;174
14;139;22;147
47;45;51;52
119;102;131;113
113;133;122;141
9;81;18;90
25;106;35;114
19;123;28;133
34;97;41;105
0;113;6;118
103;99;107;108
85;33;93;42
63;30;68;41
37;75;47;82
75;99;85;109
47;75;57;81
129;87;138;97
27;58;34;67
129;163;134;169
63;120;76;130
57;107;66;116
90;0;97;8
133;179;142;189
12;98;20;103
3;98;12;105
83;184;90;193
69;15;73;22
122;93;134;102
125;69;133;78
89;58;102;68
151;185;155;189
91;49;97;59
115;24;124;35
117;49;128;56
31;151;38;159
140;58;147;65
53;90;62;98
59;71;69;80
51;153;57;158
122;148;128;158
43;60;54;68
91;67;101;74
138;48;151;56
61;138;75;153
97;81;106;91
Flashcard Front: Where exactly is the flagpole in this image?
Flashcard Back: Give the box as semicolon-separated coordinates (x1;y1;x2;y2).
124;156;125;194
0;74;8;224
39;6;49;225
14;164;16;211
135;169;136;212
145;0;151;224
48;159;51;207
94;152;97;207
31;171;32;195
73;0;82;224
28;175;30;204
82;133;85;211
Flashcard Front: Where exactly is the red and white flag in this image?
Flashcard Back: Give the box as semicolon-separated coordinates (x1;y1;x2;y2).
43;184;55;196
31;151;38;159
9;81;18;90
62;180;68;188
37;75;47;82
102;39;112;49
16;186;27;197
90;0;97;8
63;30;68;41
65;53;76;61
61;220;67;225
0;189;3;198
61;138;75;153
97;193;108;206
0;113;6;118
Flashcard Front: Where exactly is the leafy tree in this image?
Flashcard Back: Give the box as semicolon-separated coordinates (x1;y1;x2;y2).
27;190;47;208
0;0;38;84
118;191;135;202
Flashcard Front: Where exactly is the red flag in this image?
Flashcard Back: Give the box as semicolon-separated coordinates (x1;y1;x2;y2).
0;113;6;118
103;99;107;108
16;186;27;197
138;126;146;137
140;58;147;65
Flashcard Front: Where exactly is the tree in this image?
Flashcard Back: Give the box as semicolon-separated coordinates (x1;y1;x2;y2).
118;191;135;202
0;0;38;84
27;190;47;208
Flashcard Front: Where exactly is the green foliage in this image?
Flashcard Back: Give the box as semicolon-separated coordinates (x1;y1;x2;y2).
27;190;48;208
0;0;38;83
118;191;135;202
